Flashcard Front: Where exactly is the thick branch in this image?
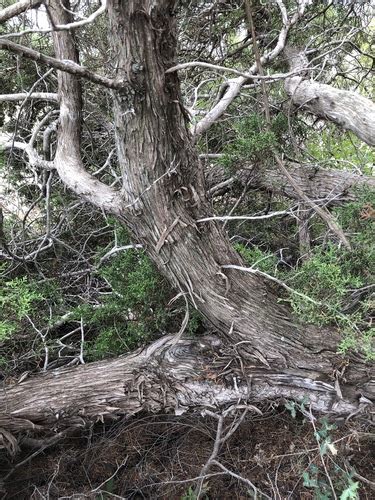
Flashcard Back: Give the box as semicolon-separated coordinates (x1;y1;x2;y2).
1;139;54;170
0;92;58;102
0;39;122;90
285;48;375;146
206;162;375;203
0;0;41;23
47;0;123;214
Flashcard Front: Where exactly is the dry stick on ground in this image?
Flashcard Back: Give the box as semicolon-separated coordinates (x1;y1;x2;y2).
245;0;351;251
194;407;270;499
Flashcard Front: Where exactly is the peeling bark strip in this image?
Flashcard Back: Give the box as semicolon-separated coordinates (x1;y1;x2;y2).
284;47;375;146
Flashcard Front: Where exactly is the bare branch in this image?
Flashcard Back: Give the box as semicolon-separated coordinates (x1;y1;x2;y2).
166;61;302;81
222;263;322;306
196;210;292;223
2;0;107;37
0;0;41;24
0;92;58;102
98;244;143;266
193;0;310;138
2;140;54;171
0;39;123;90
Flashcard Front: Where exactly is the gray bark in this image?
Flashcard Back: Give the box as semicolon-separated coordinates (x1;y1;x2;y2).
0;0;41;24
285;48;375;146
1;335;370;438
206;162;375;203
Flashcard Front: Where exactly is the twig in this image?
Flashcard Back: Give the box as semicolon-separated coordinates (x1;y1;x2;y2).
197;209;292;223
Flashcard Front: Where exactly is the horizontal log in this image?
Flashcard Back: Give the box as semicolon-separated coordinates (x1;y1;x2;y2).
0;335;373;440
206;162;375;203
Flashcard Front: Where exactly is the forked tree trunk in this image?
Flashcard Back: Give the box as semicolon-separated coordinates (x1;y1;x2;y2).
0;0;373;441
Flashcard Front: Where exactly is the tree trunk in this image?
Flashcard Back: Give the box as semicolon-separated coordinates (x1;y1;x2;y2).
0;0;373;441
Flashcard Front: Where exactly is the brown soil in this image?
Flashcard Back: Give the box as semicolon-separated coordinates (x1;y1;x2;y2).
1;406;374;499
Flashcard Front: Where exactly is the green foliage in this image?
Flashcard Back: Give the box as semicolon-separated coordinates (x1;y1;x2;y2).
287;245;363;325
234;243;278;274
306;127;374;175
0;275;42;342
340;481;360;500
219;113;288;168
0;320;16;343
334;188;375;253
285;402;360;499
302;459;360;499
290;190;374;358
233;189;374;359
77;249;172;359
314;418;337;455
284;397;308;419
181;487;199;500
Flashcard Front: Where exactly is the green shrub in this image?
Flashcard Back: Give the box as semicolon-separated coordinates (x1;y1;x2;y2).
233;189;374;360
0;275;42;342
234;243;278;274
77;249;173;359
219;113;288;168
286;245;363;325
